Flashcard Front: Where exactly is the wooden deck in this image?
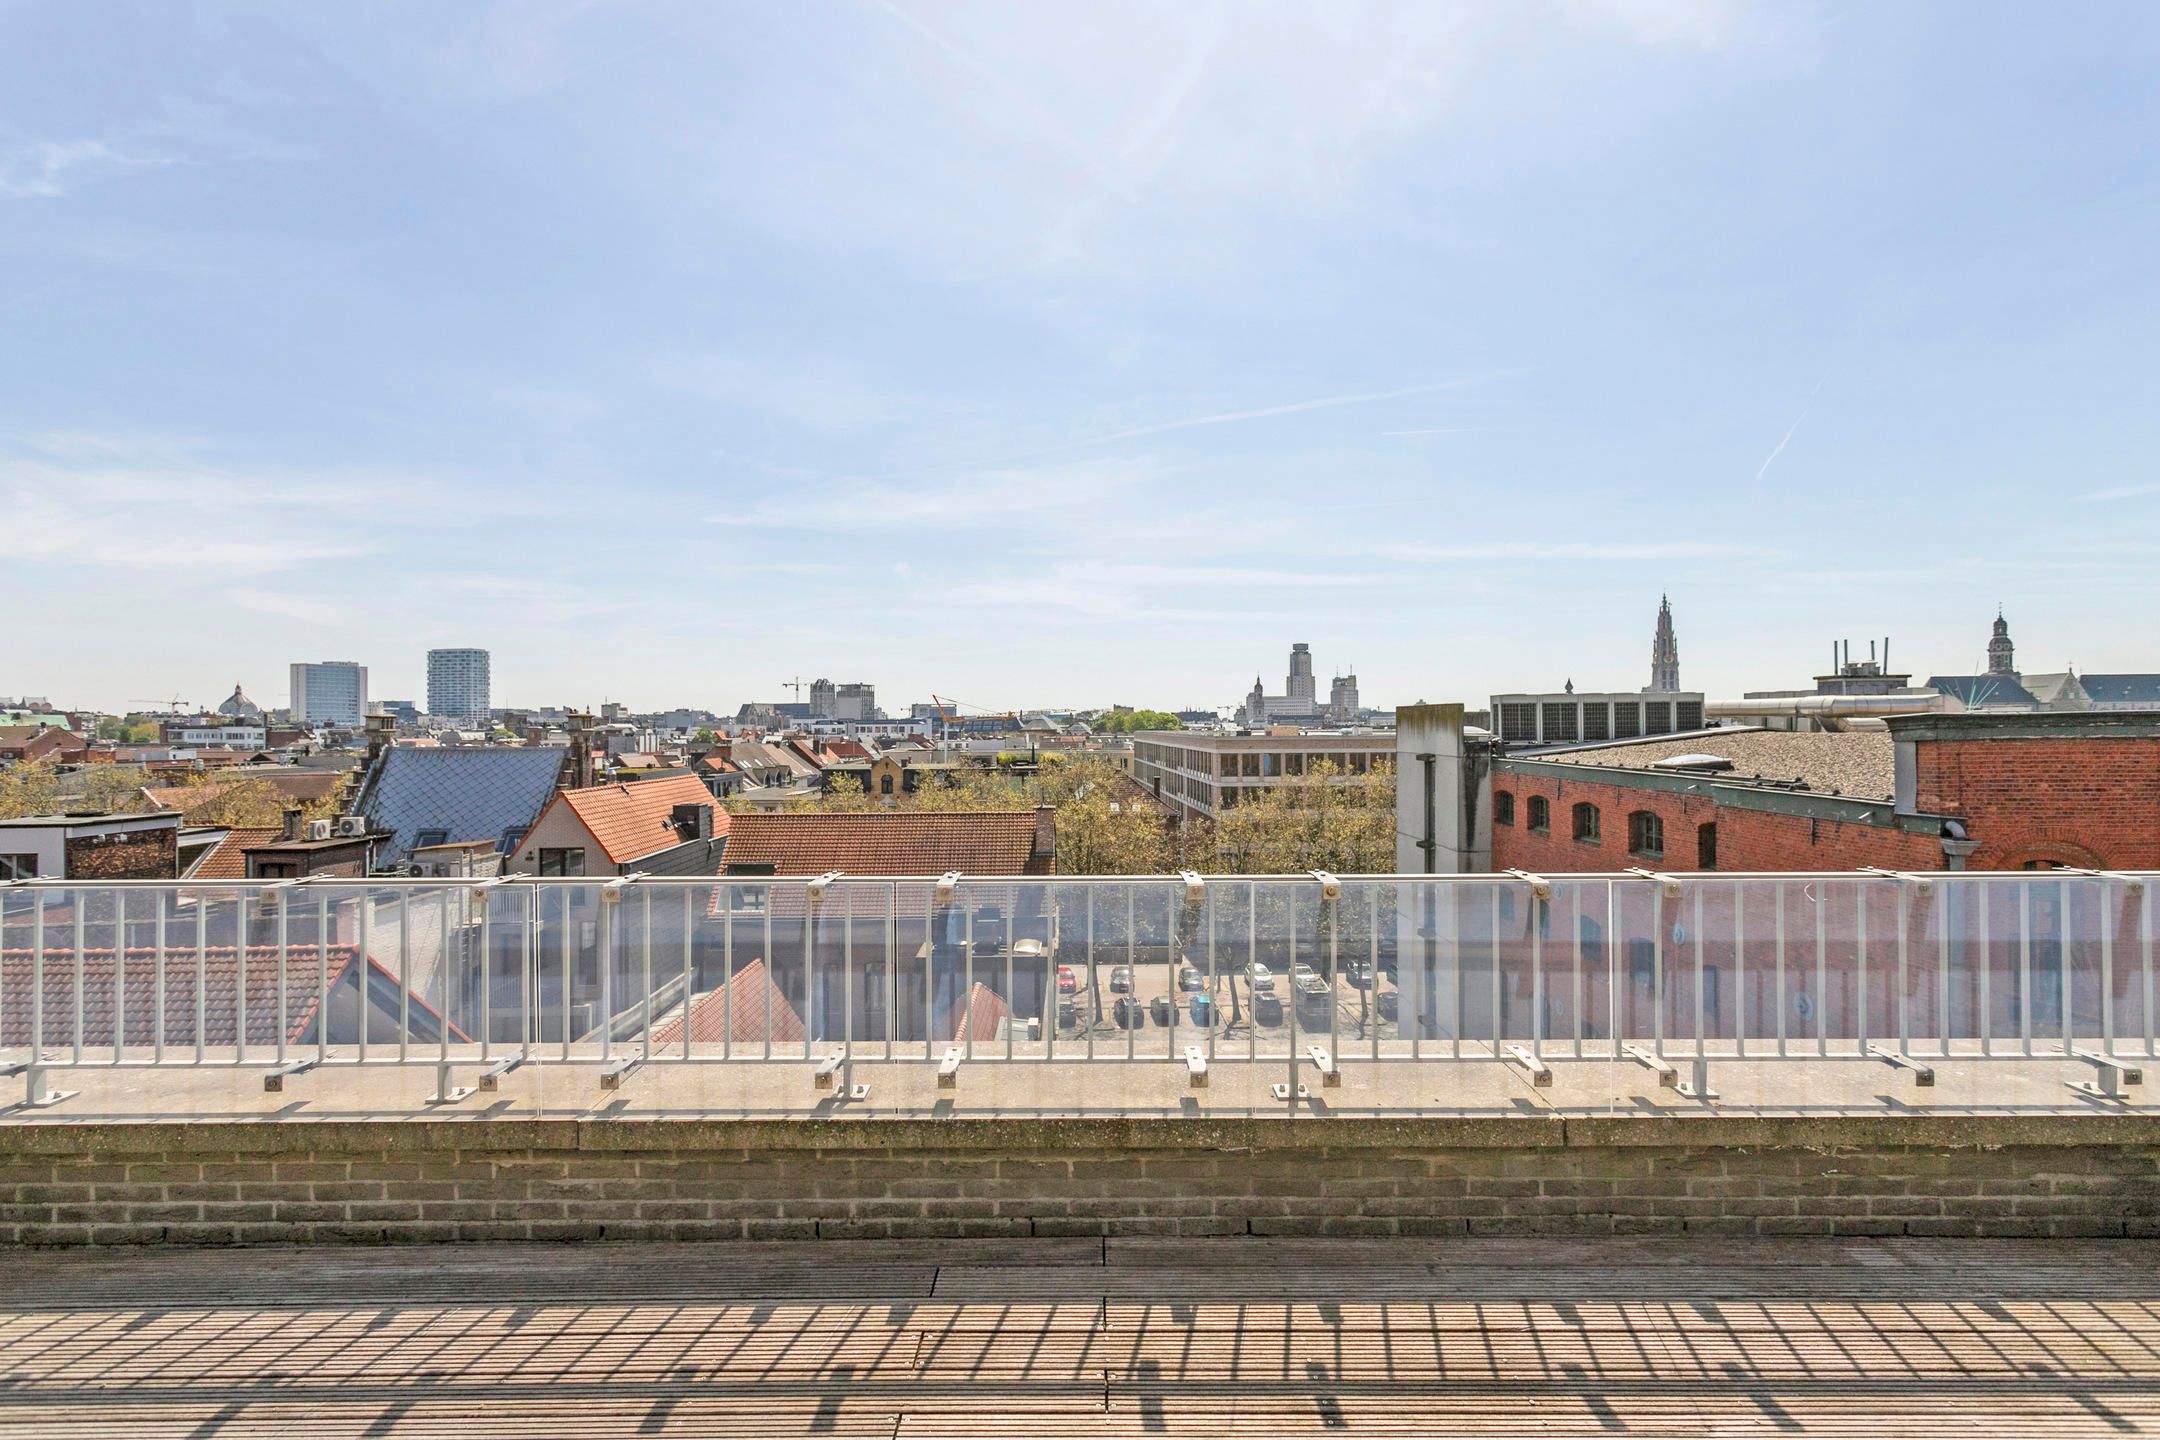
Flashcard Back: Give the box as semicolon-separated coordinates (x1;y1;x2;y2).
5;1237;2160;1436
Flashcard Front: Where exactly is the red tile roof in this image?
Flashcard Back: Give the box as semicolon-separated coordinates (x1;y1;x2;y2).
140;771;347;816
941;982;1012;1044
720;810;1053;877
649;958;805;1047
0;945;468;1048
540;775;729;866
189;827;281;880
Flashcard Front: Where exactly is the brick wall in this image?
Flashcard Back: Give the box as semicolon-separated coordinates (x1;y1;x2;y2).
5;1117;2158;1245
1914;735;2160;870
1491;771;1940;875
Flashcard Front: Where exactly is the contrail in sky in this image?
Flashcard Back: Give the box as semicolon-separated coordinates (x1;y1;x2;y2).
1080;369;1526;448
1756;377;1826;481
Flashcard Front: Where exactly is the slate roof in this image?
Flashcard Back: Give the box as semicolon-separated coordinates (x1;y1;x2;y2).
2079;674;2160;707
538;774;728;866
357;745;567;865
720;811;1054;876
649;958;805;1047
0;945;468;1048
1926;675;2040;708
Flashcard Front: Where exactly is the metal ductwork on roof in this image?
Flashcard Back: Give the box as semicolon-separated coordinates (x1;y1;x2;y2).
1705;694;1942;732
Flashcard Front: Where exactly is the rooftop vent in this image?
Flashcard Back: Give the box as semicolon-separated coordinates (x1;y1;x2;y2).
1650;753;1735;773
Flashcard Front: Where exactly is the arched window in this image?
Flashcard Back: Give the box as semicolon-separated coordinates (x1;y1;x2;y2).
1572;802;1601;843
879;774;895;795
1493;791;1515;826
1629;810;1664;858
1527;796;1550;833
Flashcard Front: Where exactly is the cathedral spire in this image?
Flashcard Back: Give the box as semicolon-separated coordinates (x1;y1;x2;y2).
1648;595;1680;693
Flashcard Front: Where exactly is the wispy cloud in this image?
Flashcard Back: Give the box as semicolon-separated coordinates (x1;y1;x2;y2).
709;456;1162;531
1074;371;1524;448
2077;482;2160;503
231;589;344;626
0;139;170;199
1380;541;1775;562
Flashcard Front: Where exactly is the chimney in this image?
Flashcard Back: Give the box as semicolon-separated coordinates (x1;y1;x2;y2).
281;807;303;842
364;712;394;765
1032;803;1057;872
671;802;713;841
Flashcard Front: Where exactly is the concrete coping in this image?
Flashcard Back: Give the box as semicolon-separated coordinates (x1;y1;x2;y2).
7;1112;2160;1157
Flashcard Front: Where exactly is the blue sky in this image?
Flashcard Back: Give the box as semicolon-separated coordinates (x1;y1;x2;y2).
3;1;2157;717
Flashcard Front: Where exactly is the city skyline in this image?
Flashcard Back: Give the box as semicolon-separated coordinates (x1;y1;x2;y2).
4;4;2158;711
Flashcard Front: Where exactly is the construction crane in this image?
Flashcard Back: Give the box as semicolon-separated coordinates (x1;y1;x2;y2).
929;695;957;748
783;677;808;702
129;697;189;714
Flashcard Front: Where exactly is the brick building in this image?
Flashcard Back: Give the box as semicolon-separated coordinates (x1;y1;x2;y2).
0;812;181;882
1491;712;2159;874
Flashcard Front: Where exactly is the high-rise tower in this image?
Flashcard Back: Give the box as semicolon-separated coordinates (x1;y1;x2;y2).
1647;596;1680;693
1286;643;1316;705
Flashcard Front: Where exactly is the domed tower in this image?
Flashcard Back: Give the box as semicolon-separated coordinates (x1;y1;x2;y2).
1987;610;2017;677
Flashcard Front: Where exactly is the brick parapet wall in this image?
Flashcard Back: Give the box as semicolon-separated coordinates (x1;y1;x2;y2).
1914;735;2160;870
1490;769;1941;874
5;1115;2158;1246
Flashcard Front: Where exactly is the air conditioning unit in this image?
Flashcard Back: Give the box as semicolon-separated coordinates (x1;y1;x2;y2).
333;815;368;838
305;819;333;842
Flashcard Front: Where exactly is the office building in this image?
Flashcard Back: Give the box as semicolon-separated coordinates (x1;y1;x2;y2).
289;661;369;728
1131;729;1393;821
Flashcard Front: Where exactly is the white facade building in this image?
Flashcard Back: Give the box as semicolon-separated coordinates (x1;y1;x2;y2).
426;648;492;725
289;661;369;728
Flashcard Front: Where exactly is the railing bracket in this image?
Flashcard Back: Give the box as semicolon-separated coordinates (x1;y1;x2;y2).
937;1046;963;1089
599;1057;640;1090
1503;868;1552;902
1502;1044;1552;1088
2072;1049;2143;1100
1622;1044;1678;1088
3;1061;74;1110
478;1055;524;1092
1306;1046;1340;1088
263;1059;318;1093
1270;1082;1310;1101
1626;867;1683;898
1866;1044;1936;1087
1186;1046;1208;1088
427;1061;475;1106
813;1049;847;1089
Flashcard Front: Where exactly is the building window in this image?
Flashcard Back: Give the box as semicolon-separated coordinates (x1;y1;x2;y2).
1540;703;1577;743
538;847;586;877
1629;811;1664;858
1697;822;1717;870
1527;796;1550;833
1614;704;1641;739
0;853;37;880
1499;703;1537;743
414;829;449;849
1582;705;1609;742
1676;700;1704;731
1644;702;1672;735
880;774;894;795
1493;792;1514;826
1572;802;1601;843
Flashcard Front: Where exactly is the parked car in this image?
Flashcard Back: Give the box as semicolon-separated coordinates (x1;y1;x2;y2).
1347;961;1375;991
1056;965;1079;994
1377;991;1399;1022
1253;991;1284;1028
1244;962;1276;992
1177;964;1205;993
1109;965;1135;994
1291;962;1321;988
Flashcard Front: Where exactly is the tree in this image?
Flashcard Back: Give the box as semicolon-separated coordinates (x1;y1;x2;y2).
693;727;717;744
0;761;151;820
94;716;123;741
0;762;63;820
121;721;160;743
1091;709;1183;735
168;772;341;827
1201;760;1394;874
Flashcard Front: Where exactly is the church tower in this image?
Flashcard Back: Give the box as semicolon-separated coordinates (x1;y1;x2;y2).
1647;595;1680;693
1987;610;2017;677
